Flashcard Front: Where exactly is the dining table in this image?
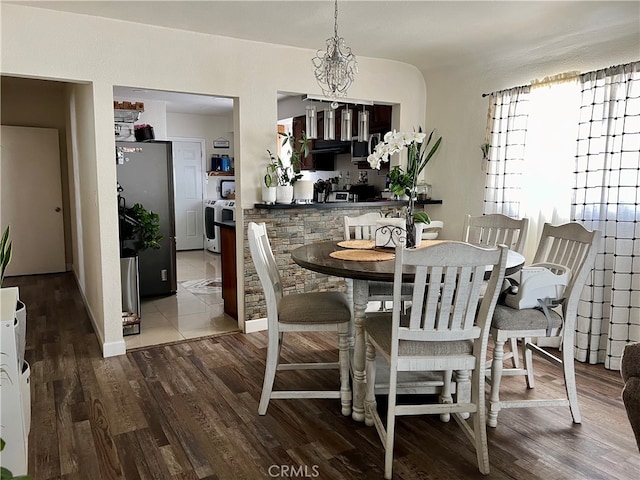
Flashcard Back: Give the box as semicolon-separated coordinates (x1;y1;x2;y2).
290;239;526;422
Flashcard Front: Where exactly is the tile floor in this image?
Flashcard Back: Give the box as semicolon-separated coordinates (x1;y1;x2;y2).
124;249;239;350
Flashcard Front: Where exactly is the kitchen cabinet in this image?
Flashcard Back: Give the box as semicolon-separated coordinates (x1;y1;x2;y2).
370;105;392;133
292;115;314;170
218;222;237;319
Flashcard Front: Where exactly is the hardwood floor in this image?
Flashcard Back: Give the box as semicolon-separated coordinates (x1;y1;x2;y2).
6;272;639;479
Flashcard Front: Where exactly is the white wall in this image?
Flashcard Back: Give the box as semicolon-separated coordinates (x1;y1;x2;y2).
167;112;234;163
1;4;427;355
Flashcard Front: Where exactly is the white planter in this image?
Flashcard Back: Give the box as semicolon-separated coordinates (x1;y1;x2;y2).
276;185;294;204
293;180;313;203
262;185;277;204
15;300;26;373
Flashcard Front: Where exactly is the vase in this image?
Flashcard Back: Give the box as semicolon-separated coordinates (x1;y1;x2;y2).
276;185;294;204
405;219;423;248
262;185;277;204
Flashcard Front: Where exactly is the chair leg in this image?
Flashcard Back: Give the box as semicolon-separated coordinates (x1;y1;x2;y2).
509;338;520;368
454;370;471;420
471;381;491;475
338;325;352;417
384;368;399;480
440;369;454;422
488;338;506;428
364;341;377;426
523;337;535;388
258;331;280;415
562;336;581;424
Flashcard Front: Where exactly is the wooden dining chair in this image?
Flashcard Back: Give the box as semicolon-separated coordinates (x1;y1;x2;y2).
344;212;413;312
247;222;352;416
463;213;530;369
463;213;529;253
364;240;508;478
487;222;600;428
422;219;444;240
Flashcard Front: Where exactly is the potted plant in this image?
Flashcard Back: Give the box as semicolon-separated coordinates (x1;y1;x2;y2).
119;203;163;258
1;226;31;480
262;159;278;204
263;130;311;204
368;128;442;247
1;226;26;382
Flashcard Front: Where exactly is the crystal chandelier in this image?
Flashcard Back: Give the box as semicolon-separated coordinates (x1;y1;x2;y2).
312;0;357;107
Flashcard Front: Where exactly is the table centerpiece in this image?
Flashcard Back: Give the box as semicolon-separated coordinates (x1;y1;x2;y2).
368;128;442;247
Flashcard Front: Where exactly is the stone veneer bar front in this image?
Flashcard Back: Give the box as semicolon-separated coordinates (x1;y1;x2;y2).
242;201;441;321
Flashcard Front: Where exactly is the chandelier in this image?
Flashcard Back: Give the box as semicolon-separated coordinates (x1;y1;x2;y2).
312;0;357;106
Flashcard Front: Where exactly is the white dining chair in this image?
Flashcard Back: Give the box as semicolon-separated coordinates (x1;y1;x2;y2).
463;213;530;369
344;212;412;312
463;213;529;253
247;222;352;416
364;240;508;478
422;220;444;240
487;222;600;428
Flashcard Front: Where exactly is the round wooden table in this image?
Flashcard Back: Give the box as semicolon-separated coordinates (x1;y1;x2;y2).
291;240;525;422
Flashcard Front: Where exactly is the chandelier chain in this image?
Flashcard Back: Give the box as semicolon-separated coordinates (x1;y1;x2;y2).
311;0;357;100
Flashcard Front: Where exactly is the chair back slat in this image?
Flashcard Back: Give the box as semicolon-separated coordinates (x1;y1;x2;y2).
463;213;530;253
344;212;383;240
531;222;600;323
396;242;508;344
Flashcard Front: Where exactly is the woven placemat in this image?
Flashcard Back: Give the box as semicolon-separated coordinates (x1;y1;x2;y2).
337;239;376;250
329;249;395;261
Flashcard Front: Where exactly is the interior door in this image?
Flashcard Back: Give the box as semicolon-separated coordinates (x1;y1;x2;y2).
1;125;65;275
172;140;204;250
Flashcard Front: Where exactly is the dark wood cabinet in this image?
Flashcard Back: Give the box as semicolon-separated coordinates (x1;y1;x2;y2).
292;115;314;169
219;224;237;319
370;105;392;133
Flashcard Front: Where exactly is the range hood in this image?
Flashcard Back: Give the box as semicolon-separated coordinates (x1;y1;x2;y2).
309;139;351;155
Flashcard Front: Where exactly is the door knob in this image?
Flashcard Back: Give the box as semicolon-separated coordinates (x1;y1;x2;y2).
55;207;61;212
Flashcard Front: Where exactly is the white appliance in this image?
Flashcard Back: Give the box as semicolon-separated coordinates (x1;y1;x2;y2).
204;176;234;253
204;199;219;253
204;199;236;253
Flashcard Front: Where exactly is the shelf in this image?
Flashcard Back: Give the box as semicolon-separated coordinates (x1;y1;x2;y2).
114;109;141;123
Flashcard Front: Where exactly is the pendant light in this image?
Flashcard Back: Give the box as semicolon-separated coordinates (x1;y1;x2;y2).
305;105;317;139
341;108;352;141
311;0;358;104
357;107;369;142
324;108;335;140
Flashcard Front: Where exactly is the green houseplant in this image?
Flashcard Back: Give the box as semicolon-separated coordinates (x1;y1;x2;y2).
0;226;32;480
368;128;443;247
119;203;163;257
1;226;12;286
264;130;310;204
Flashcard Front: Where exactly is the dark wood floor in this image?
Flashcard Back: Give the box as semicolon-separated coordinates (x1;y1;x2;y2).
6;272;639;479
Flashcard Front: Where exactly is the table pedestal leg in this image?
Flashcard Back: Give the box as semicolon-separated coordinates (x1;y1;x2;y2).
351;279;368;422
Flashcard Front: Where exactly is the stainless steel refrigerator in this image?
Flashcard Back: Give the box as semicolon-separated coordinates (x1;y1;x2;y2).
116;140;177;297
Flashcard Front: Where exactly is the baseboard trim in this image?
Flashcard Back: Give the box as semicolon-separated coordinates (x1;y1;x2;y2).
244;317;267;333
71;270;126;358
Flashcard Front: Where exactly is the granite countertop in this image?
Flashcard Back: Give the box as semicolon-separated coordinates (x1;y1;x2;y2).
254;199;442;209
213;220;236;229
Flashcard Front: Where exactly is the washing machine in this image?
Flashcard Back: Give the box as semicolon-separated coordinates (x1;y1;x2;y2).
204;199;220;253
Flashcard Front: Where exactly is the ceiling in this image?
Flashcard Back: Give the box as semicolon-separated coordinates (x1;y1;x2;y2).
20;1;640;115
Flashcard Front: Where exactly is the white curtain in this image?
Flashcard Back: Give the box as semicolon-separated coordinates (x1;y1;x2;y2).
483;61;640;370
483;86;530;220
572;61;640;370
